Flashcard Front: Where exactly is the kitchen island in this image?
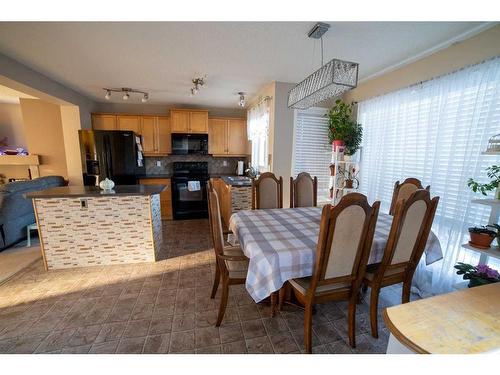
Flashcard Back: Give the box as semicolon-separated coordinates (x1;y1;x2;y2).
211;176;252;227
26;185;165;270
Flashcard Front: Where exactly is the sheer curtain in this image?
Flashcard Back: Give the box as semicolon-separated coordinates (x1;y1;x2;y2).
247;98;271;172
357;57;500;296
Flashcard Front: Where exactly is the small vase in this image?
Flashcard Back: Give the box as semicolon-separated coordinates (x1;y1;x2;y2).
99;178;115;191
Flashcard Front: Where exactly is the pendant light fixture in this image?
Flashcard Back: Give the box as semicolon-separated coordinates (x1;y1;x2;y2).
287;23;359;109
102;87;150;102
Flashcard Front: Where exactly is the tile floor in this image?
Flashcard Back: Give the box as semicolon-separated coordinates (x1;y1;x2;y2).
0;219;412;354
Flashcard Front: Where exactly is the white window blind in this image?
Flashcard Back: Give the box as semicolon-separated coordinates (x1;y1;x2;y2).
293;107;331;201
357;57;500;295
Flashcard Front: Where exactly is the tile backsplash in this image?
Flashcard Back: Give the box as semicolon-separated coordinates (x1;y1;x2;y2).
145;155;249;176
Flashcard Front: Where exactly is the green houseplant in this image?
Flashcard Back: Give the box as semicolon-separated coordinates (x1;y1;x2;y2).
467;165;500;199
327;99;363;156
454;262;500;288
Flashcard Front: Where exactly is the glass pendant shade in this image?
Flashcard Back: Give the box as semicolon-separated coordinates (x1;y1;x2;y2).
288;59;359;109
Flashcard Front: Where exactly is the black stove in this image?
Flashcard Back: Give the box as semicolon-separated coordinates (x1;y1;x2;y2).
172;162;209;220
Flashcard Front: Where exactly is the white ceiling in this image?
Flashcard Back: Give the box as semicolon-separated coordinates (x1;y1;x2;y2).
0;22;492;108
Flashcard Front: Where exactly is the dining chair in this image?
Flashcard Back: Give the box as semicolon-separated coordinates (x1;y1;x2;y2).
207;189;250;326
389;178;430;215
363;189;439;338
251;172;283;209
289;172;318;208
287;193;380;353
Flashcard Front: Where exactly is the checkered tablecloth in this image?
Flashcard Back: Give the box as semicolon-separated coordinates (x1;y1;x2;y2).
229;207;442;302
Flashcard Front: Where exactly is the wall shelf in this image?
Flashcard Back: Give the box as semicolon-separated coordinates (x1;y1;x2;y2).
461;243;500;261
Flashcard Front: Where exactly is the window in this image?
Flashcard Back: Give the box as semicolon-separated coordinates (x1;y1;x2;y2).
293;107;331;202
357;57;500;296
247;98;271;172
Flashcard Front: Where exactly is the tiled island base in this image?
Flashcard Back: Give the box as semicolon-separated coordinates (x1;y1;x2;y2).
33;194;162;270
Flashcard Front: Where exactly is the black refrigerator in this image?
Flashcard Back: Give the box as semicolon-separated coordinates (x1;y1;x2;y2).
79;130;145;186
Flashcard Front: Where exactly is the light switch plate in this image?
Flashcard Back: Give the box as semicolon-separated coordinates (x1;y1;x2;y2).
223;160;228;167
156;160;162;167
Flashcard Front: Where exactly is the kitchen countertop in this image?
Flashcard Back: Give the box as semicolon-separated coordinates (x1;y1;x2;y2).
383;283;500;353
137;174;172;179
25;185;166;199
219;175;253;187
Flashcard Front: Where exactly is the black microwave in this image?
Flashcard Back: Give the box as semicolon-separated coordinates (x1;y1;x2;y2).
171;133;208;155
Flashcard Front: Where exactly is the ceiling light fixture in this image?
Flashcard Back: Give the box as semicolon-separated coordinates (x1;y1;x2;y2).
287;23;359;109
102;87;150;102
238;92;246;108
190;77;205;96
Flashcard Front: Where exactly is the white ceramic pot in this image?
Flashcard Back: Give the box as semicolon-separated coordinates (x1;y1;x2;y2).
99;178;115;191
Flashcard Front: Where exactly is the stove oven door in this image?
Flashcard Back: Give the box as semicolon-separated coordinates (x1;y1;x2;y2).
172;176;208;220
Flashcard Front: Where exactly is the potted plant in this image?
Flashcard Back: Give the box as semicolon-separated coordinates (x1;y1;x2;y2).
486;224;500;248
467;165;500;199
327;99;363;156
454;262;500;288
468;226;496;249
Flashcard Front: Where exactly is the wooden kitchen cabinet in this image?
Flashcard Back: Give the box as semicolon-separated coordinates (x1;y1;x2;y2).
189;111;209;133
171;110;189;133
157;117;171;154
227;119;248;156
208;119;227;155
170;109;208;134
208;117;248;156
117;115;141;134
141;116;156;154
139;178;172;220
141;116;171;156
92;114;117;130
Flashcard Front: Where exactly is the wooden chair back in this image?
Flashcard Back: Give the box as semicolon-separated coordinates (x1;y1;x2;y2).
308;193;380;298
207;179;215;243
208;190;228;271
389;178;430;215
251;172;283;209
290;172;318;208
375;189;439;284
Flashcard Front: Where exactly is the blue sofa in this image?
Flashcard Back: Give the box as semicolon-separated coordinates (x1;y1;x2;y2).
0;176;66;250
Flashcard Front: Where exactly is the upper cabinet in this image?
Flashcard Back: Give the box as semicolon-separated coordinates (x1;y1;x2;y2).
92;114;116;130
117;115;141;134
170;109;208;134
208;117;248;157
227;119;248;156
141;116;171;156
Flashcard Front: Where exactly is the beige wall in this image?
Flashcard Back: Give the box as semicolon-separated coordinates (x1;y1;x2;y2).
344;25;500;103
0;102;30;180
60;105;83;185
0;102;26;148
20;98;68;179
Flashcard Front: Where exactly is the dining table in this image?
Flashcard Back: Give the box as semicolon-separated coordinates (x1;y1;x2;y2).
228;206;443;303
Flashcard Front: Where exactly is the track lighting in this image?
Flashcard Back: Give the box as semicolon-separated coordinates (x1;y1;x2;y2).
238;92;246;108
102;87;150;102
190;77;205;96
